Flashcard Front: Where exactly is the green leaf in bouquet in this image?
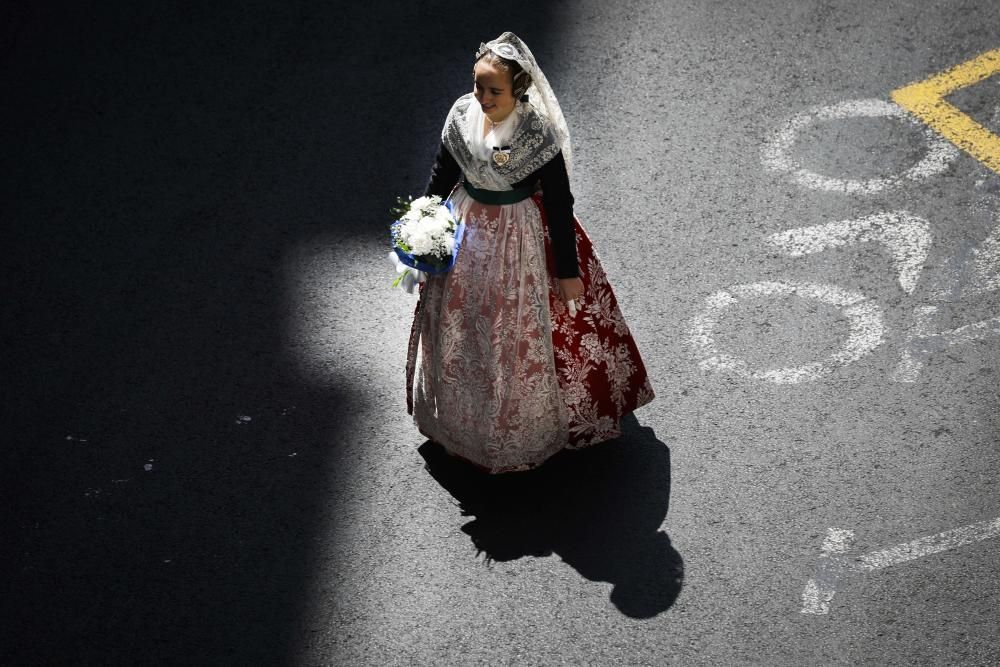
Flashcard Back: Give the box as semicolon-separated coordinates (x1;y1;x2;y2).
391;268;410;289
389;194;413;220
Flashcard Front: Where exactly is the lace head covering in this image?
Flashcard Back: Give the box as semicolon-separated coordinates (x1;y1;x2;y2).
441;32;573;191
475;32;573;180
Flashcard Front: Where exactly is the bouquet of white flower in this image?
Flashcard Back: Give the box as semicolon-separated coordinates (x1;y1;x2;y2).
388;195;464;293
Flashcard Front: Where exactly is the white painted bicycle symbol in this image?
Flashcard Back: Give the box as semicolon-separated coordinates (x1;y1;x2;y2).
689;96;1000;384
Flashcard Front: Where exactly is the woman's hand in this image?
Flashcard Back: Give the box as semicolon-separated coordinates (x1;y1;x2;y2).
559;277;584;305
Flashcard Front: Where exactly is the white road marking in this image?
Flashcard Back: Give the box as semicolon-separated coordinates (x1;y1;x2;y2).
925;314;1000;347
688;281;885;384
892;303;1000;382
822;528;856;555
800;580;832;615
857;518;1000;570
768;211;932;294
891;305;939;383
801;518;1000;615
761;99;960;194
800;528;857;615
969;211;1000;295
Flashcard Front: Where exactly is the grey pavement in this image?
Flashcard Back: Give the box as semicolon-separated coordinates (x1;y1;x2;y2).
4;1;999;665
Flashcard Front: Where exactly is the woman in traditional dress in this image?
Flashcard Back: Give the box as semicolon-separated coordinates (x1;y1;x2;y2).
406;31;654;474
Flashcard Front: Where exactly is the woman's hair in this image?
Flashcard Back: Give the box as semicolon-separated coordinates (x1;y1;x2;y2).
475;51;532;101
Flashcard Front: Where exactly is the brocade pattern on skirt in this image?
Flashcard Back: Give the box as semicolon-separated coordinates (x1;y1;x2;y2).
406;185;654;474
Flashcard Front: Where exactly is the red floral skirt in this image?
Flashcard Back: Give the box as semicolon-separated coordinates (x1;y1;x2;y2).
407;186;654;474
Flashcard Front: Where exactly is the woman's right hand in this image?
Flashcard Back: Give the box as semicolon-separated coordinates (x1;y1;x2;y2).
559;277;584;304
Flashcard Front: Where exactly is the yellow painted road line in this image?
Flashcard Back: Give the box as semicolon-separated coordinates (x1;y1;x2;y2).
891;48;1000;175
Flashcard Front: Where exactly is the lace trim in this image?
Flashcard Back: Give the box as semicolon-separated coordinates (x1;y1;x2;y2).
442;93;560;190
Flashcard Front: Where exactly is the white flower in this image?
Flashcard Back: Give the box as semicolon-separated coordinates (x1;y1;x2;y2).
410;195;435;210
407;229;434;255
422;217;448;238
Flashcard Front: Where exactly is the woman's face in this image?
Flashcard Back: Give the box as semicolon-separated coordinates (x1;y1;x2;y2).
473;59;516;122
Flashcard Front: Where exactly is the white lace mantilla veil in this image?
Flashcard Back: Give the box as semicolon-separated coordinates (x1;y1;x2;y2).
442;31;574;191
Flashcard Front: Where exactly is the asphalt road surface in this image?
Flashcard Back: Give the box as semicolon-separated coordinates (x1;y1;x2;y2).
5;1;999;665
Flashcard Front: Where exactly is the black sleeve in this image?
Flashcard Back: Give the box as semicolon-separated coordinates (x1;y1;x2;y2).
535;150;579;279
422;140;462;199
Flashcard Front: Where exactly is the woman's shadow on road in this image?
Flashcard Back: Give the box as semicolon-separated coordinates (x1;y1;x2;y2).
419;413;682;618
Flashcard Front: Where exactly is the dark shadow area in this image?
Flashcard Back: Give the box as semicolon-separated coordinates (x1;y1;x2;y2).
1;3;359;664
420;414;683;618
1;1;567;663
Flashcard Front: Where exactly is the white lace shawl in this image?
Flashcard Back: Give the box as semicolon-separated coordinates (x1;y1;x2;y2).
441;93;562;191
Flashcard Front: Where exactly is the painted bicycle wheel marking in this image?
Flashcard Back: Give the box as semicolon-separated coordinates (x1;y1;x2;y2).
761;99;959;193
688;281;885;384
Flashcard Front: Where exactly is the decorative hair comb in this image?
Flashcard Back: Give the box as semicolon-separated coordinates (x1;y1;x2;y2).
475;39;520;61
490;42;519;60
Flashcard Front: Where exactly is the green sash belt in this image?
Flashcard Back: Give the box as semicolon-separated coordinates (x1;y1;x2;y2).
462;179;534;205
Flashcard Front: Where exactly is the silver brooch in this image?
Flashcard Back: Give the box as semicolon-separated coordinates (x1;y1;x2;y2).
492;146;511;167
